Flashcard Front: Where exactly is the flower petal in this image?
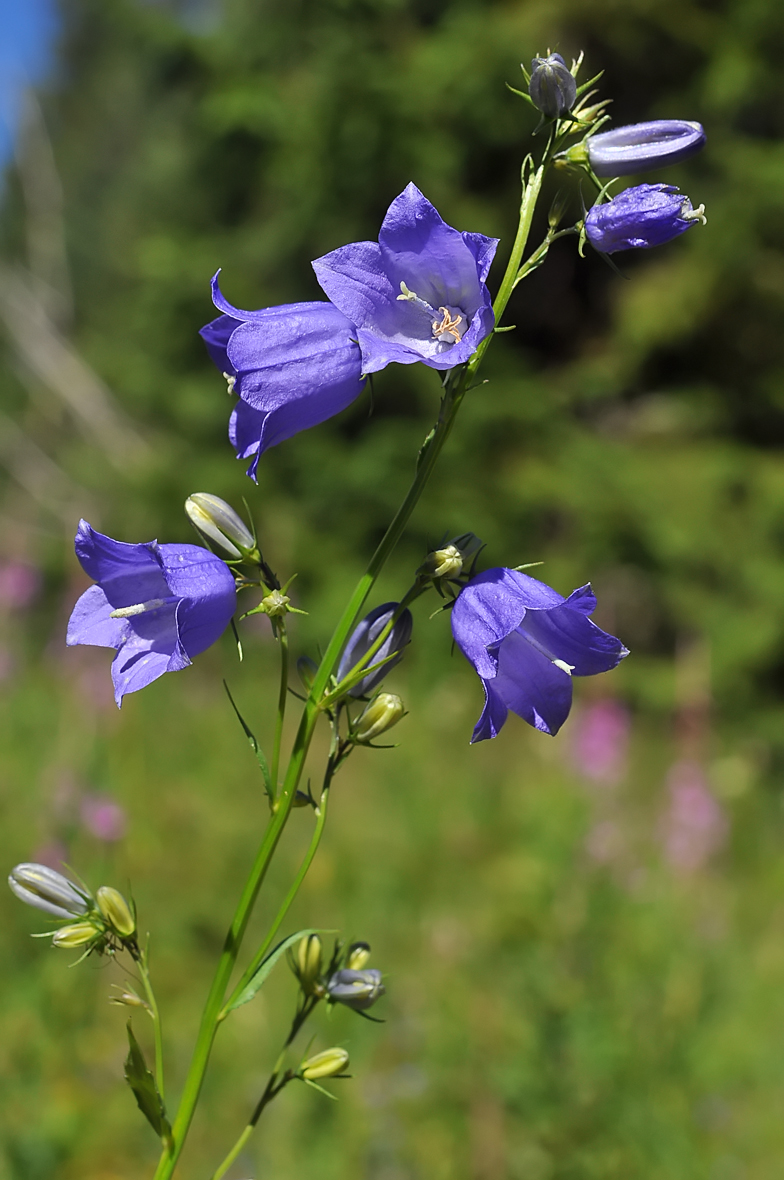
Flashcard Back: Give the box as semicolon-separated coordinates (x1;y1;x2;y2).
74;521;168;607
494;628;574;736
66;584;128;650
199;313;241;374
520;603;629;677
470;679;509;743
451;568;564;679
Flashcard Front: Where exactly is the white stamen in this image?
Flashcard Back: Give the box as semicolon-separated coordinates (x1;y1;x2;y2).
110;598;172;619
223;372;236;394
519;627;575;675
682;202;707;226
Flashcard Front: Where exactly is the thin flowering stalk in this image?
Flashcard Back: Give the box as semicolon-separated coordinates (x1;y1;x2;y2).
136;948;165;1099
153;132;558;1180
271;621;289;794
221;779;332;1018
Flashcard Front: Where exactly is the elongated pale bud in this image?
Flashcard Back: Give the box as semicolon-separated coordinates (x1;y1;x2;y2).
110;986;149;1009
96;886;136;938
584;120;706;177
345;941;371;971
52;921;99;948
296;933;323;993
327;967;385;1011
185;493;258;560
354;693;405;744
301;1048;350;1080
8;863;92;920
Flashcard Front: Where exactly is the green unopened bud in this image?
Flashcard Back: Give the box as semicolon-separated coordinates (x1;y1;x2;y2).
296;933;323;993
52;921;99;948
301;1048;350;1080
96;886;136;938
420;532;483;582
110;986;149;1009
345;941;371;970
261;589;290;618
185;493;258;561
354;692;405;744
297;656;318;690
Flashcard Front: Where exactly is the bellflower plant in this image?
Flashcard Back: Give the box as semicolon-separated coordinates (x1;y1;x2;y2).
8;51;706;1180
585;183;706;253
312;183;498;374
202;276;365;478
66;521;237;705
451;568;628;741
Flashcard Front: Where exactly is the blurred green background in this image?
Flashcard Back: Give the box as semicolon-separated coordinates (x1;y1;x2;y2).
2;0;784;1176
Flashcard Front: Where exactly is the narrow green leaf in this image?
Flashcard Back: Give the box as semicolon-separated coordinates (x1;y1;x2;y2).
223;681;274;799
225;928;321;1013
124;1022;171;1145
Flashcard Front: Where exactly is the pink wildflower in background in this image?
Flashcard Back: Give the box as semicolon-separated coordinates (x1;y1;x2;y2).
0;561;41;611
570;698;631;785
80;793;127;842
661;760;727;873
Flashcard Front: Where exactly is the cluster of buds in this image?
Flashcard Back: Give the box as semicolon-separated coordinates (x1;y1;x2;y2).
8;864;137;959
290;935;386;1014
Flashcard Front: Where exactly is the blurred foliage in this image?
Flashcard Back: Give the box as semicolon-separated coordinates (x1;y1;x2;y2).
2;0;784;1175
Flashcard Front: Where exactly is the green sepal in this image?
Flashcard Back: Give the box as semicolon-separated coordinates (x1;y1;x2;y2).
223;681;274;802
124;1022;172;1146
302;1077;340;1100
224;928;323;1014
575;70;603;98
506;83;535;108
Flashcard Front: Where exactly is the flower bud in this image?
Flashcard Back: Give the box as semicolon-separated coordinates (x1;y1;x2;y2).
297;656;318;690
327;967;385;1011
261;589;290;619
52;921;99;948
301;1048;350;1080
110;986;149;1009
96;886;136;938
345;941;371;971
296;933;323;993
353;693;405;744
8;863;92;920
586;120;706;178
185;493;257;560
337;604;413;697
420;532;482;582
528;53;577;120
585;184;706;254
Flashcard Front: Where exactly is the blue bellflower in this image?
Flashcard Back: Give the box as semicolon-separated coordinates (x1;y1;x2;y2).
336;602;413;696
585;184;706;253
587;120;706;178
312;183;498;374
201;276;366;479
451;568;628;742
67;521;237;705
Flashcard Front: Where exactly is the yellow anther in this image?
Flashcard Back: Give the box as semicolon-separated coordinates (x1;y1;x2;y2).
432;308;464;343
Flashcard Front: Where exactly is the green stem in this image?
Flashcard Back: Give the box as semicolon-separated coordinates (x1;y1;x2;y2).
221;782;332;1017
137;949;165;1100
209;1124;253;1180
467;159;547;378
271;622;289;792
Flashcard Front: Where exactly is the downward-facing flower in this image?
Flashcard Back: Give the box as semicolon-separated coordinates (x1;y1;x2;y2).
201;276;365;479
451;568;628;742
327;967;385;1011
66;521;236;706
312;183;498;374
585;184;706;253
587;120;706;177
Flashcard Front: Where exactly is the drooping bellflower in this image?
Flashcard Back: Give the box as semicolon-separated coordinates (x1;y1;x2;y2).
585;184;706;253
201;277;366;479
67;521;237;705
312;183;498;374
587;120;706;177
451;568;628;742
336;602;413;696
